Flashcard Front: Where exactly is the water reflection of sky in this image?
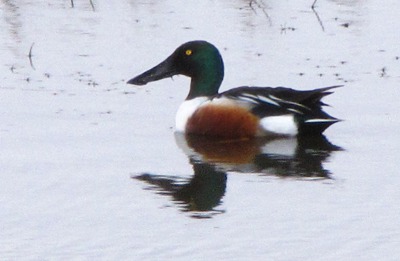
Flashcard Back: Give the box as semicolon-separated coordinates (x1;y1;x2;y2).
1;0;400;260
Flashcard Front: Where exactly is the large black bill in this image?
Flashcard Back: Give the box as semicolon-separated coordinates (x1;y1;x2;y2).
127;56;177;86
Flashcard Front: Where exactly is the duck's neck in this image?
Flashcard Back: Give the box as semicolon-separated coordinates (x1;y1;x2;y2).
187;76;222;99
186;54;224;100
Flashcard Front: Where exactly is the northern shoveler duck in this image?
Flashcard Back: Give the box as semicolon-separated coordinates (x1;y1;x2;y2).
127;40;341;138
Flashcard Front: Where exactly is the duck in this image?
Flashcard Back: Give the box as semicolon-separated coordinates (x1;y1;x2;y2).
127;40;341;139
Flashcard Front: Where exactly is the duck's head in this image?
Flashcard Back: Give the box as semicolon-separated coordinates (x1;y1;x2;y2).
127;41;224;99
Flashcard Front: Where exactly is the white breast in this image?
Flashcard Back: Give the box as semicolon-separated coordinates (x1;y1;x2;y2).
175;97;208;132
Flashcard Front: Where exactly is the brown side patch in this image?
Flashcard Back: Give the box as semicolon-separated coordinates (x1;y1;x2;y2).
186;104;259;138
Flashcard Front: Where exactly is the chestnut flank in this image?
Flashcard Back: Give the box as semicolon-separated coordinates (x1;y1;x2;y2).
186;104;259;138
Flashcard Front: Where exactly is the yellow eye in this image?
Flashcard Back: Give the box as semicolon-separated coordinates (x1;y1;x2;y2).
185;49;192;56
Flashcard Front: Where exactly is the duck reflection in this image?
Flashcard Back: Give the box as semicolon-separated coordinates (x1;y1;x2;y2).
133;134;341;217
175;133;341;178
135;160;227;218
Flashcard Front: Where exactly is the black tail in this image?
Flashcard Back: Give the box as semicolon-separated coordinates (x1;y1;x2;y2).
295;85;342;110
299;118;341;135
296;85;342;135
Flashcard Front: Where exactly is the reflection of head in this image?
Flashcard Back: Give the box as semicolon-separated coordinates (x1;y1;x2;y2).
175;161;227;212
133;160;227;217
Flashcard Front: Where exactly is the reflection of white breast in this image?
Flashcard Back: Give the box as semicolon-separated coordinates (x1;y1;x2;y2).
175;97;208;132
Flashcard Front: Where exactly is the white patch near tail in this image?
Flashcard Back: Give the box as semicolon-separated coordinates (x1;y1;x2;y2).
260;115;298;136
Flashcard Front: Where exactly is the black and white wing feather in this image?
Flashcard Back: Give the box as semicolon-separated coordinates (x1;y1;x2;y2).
219;85;342;135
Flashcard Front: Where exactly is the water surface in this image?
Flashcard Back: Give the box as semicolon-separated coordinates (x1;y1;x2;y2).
1;0;399;260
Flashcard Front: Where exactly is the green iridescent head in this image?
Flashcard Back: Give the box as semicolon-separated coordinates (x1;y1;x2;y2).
128;41;224;99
